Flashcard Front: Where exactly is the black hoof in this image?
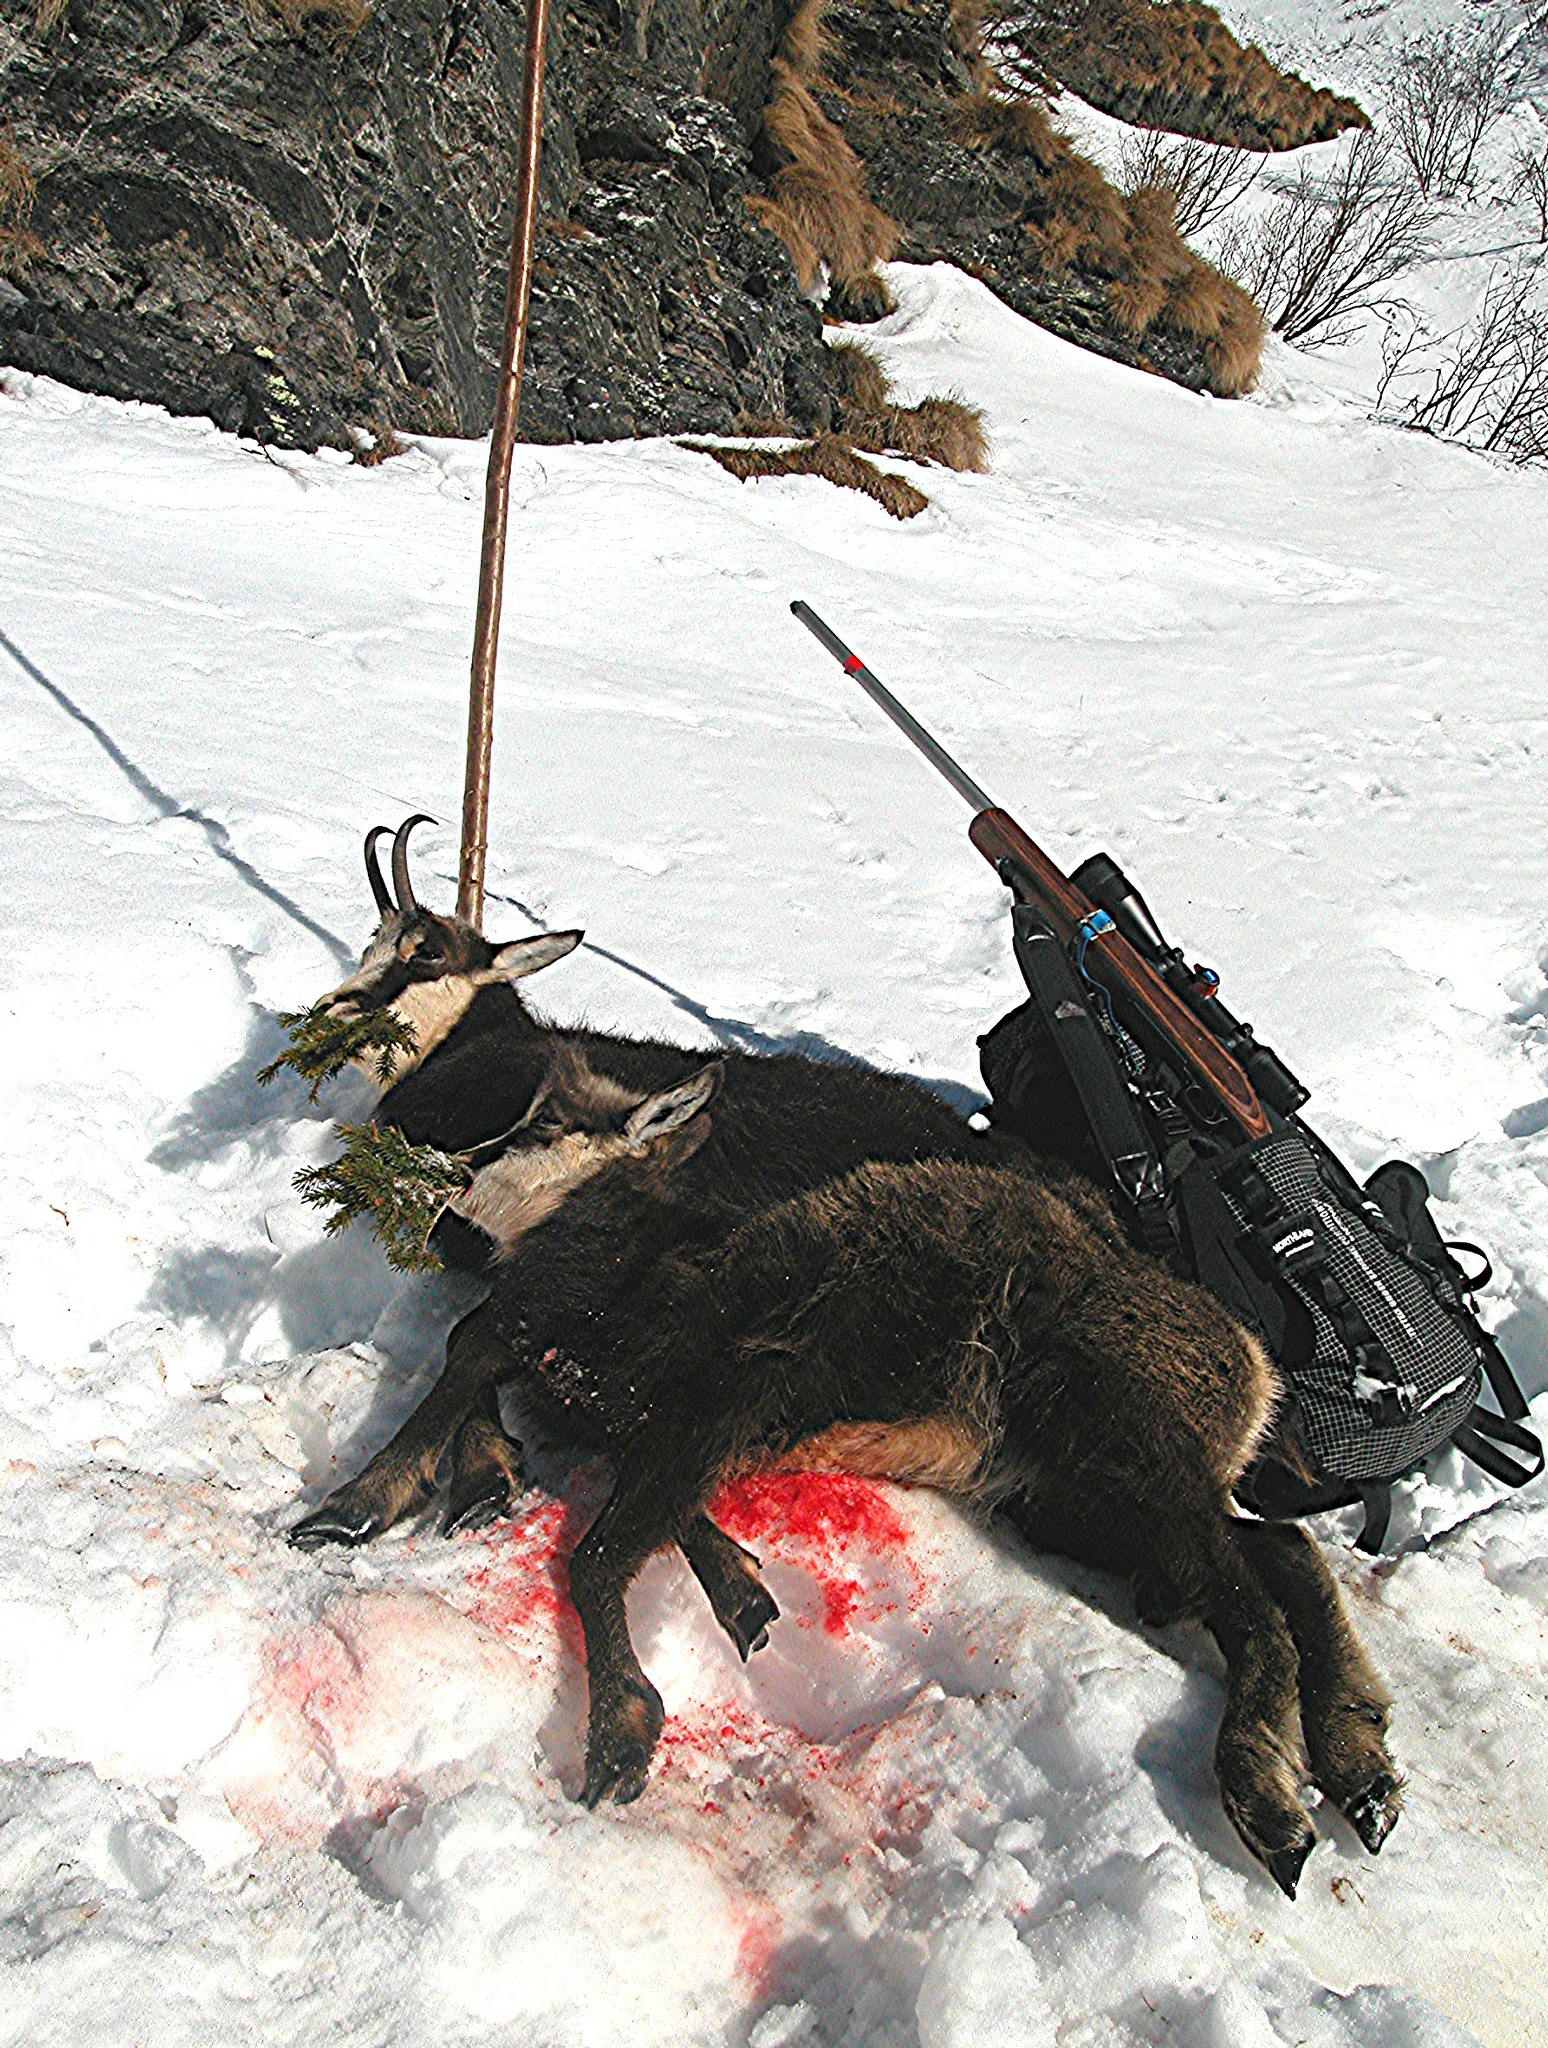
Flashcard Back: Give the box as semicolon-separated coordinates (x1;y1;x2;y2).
442;1465;516;1536
1133;1568;1186;1628
582;1683;664;1809
722;1580;780;1662
1264;1834;1315;1901
1345;1775;1401;1854
289;1502;382;1551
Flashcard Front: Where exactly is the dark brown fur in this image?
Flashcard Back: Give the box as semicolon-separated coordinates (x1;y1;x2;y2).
511;1147;1398;1891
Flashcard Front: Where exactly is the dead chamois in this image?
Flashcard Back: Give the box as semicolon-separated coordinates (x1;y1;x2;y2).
295;1053;1401;1898
288;822;1001;1658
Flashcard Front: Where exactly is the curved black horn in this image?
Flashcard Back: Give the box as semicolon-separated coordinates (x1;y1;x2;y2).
391;813;436;913
363;826;394;918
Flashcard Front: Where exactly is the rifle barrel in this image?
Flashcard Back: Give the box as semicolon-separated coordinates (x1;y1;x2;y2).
790;598;1272;1143
791;601;995;813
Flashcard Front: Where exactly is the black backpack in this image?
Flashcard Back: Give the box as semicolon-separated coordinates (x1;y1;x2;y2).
978;858;1541;1552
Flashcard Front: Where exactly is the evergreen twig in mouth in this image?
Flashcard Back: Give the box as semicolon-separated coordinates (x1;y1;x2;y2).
294;1123;470;1272
258;1005;419;1098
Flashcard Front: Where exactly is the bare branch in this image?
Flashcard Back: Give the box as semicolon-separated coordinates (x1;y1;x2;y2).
1508;138;1548;242
1387;21;1514;200
1375;268;1548;464
1212;131;1431;346
1118;128;1263;238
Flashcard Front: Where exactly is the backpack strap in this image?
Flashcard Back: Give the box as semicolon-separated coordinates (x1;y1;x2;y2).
1479;1328;1533;1422
1449;1327;1543;1489
1354;1482;1392;1555
1007;900;1171;1251
1452;1411;1544;1490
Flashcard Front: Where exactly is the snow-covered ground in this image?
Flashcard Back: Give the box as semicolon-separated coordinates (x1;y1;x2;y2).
3;194;1548;2048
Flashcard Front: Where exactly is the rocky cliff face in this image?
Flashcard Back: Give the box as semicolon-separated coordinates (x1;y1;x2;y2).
0;0;1290;449
0;0;836;446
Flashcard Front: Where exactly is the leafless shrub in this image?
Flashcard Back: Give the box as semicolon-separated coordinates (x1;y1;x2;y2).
1387;21;1513;200
1118;128;1263;238
1213;131;1431;346
1375;268;1548;463
1508;138;1548;241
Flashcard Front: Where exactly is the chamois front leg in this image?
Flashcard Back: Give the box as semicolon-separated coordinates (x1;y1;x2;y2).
567;1414;733;1807
1231;1520;1402;1853
290;1301;516;1549
443;1381;528;1535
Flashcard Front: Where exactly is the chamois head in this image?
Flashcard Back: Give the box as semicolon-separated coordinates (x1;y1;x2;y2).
442;1055;725;1259
317;816;583;1084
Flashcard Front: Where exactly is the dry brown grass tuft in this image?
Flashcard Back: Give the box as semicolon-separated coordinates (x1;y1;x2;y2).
242;0;372;41
991;0;1365;151
353;422;405;465
33;0;68;32
830;341;990;470
849;396;990;471
750;0;900;296
949;0;994;83
685;433;930;518
951;88;1262;393
0;131;44;278
829;339;892;414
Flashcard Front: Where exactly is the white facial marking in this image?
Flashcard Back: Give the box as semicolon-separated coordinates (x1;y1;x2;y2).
350;975;482;1088
447;1131;630;1255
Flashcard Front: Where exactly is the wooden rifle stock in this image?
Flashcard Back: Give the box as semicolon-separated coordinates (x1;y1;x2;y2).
968;808;1271;1142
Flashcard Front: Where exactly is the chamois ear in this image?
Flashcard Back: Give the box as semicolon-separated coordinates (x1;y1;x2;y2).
623;1063;724;1148
487;930;585;982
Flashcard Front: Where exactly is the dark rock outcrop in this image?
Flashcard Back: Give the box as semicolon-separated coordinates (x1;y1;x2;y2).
0;0;1304;446
0;0;837;445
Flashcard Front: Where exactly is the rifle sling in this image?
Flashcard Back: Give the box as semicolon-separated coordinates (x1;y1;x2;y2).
1009;903;1168;1240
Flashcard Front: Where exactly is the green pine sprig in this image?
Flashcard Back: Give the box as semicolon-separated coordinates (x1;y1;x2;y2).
258;1003;419;1100
294;1123;470;1272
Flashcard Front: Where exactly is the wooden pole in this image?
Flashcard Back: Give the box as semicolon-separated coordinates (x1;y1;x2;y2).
457;0;551;929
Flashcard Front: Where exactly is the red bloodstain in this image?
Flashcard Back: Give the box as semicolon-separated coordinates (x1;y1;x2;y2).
656;1698;778;1761
455;1465;609;1662
733;1901;783;1996
266;1623;366;1743
708;1472;921;1637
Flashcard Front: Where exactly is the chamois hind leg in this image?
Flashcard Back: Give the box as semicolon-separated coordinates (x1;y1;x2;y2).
291;1301;516;1549
1175;1509;1316;1897
997;1485;1315;1896
1231;1520;1401;1854
568;1406;740;1808
681;1517;780;1661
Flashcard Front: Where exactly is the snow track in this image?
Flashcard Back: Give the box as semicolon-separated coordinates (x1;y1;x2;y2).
1;250;1545;2044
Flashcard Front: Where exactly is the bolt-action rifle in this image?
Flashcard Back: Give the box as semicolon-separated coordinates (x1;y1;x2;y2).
791;602;1310;1211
